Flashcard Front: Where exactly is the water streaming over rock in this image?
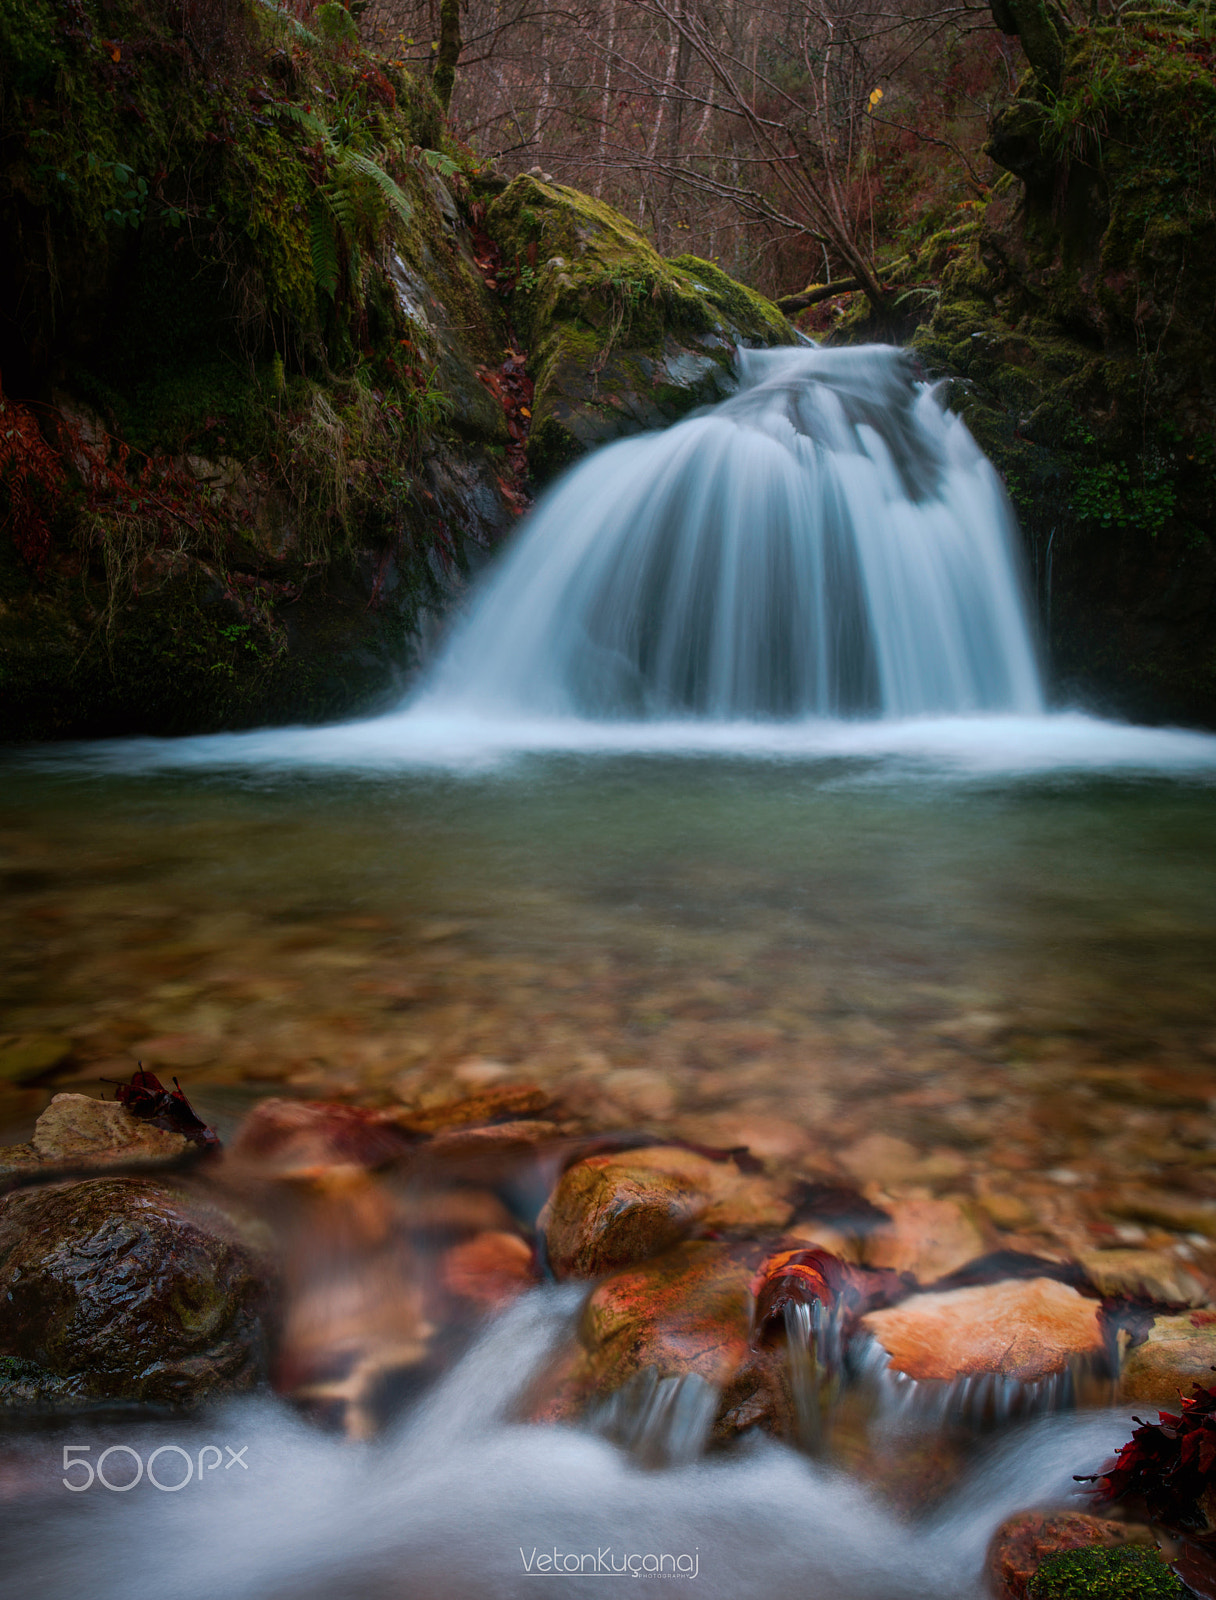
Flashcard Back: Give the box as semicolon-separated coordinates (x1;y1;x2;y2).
0;1290;1143;1600
420;345;1045;721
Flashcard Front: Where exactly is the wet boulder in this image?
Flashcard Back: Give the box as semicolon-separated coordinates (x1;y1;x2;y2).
0;1177;269;1408
1119;1312;1216;1406
860;1276;1105;1384
1077;1249;1209;1309
536;1239;791;1447
539;1144;792;1279
483;178;796;480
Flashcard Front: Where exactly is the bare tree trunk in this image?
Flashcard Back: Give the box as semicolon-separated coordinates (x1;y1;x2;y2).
595;0;618;197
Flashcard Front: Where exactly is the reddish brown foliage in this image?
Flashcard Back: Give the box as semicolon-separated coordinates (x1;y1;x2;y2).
1084;1381;1216;1532
0;375;66;576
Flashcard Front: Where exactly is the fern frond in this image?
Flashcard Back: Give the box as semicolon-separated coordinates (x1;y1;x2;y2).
342;149;413;228
309;198;340;299
275;102;330;143
421;149;460;178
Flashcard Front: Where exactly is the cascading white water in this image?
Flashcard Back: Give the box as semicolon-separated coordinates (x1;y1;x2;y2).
420;344;1045;721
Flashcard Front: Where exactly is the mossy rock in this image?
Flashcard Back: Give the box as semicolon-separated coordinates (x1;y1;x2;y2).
484;177;796;480
1027;1544;1189;1599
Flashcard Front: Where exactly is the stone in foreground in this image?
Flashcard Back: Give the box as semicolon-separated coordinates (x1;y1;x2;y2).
1119;1312;1216;1405
987;1510;1152;1600
861;1276;1105;1382
0;1177;269;1407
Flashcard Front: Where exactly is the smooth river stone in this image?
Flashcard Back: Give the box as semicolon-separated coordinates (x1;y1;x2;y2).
539;1145;792;1278
861;1277;1105;1382
1077;1248;1209;1308
859;1197;989;1283
0;1177;268;1406
1119;1312;1216;1405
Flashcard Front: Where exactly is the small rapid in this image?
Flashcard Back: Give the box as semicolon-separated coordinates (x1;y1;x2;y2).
419;345;1044;721
0;1291;1138;1600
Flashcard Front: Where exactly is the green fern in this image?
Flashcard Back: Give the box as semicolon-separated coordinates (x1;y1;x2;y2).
309;199;340;299
274;102;329;142
342;149;413;227
421;149;461;178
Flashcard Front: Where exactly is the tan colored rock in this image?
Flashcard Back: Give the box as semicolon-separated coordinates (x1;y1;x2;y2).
840;1133;923;1187
978;1192;1037;1231
539;1145;792;1279
426;1120;561;1158
862;1277;1105;1383
0;1093;190;1174
1078;1248;1208;1308
1119;1312;1216;1405
860;1197;988;1283
987;1510;1148;1600
1104;1189;1216;1238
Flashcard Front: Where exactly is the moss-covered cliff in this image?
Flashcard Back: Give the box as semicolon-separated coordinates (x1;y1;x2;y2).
0;0;794;741
912;5;1216;725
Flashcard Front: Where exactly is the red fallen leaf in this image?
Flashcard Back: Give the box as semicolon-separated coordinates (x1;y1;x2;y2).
1081;1379;1216;1536
111;1067;220;1150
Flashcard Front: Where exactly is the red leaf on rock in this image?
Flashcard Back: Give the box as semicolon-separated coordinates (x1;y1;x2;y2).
112;1067;220;1149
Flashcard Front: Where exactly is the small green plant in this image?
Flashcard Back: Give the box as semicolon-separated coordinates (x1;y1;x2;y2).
1072;459;1176;535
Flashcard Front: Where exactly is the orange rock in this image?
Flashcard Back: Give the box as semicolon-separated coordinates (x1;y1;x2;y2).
441;1230;536;1309
539;1145;791;1279
861;1277;1105;1382
551;1241;793;1443
986;1510;1146;1600
392;1084;552;1134
860;1197;989;1284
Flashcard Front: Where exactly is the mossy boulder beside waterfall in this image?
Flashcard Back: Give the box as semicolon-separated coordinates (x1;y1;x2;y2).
0;0;793;741
484;176;796;480
908;7;1216;727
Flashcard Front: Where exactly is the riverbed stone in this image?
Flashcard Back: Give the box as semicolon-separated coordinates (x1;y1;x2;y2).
1078;1249;1209;1308
0;1177;269;1407
1119;1312;1216;1405
859;1196;989;1283
0;1093;191;1176
987;1511;1155;1600
536;1239;790;1441
539;1144;792;1278
861;1277;1105;1382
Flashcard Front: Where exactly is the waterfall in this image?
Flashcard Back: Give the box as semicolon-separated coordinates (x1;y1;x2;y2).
419;345;1044;721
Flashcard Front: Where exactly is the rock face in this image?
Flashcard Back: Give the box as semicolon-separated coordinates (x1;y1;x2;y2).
0;0;794;742
1119;1312;1216;1406
484;178;796;481
0;1178;269;1407
861;1276;1105;1383
539;1144;791;1278
909;7;1216;726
